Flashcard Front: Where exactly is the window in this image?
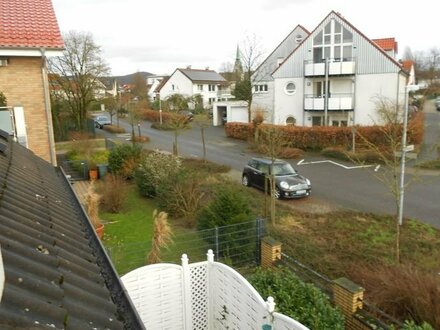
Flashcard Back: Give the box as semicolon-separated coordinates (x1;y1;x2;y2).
254;84;268;93
208;97;216;104
312;18;354;62
285;82;296;95
197;84;203;91
208;84;216;91
172;84;175;91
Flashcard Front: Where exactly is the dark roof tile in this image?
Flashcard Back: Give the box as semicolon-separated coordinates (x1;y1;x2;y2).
0;136;143;329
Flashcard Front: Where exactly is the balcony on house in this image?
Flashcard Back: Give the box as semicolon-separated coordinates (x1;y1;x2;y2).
121;250;309;330
304;58;356;77
217;88;234;101
304;93;354;111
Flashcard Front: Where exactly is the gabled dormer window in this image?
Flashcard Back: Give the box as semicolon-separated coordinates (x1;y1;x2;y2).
313;19;354;63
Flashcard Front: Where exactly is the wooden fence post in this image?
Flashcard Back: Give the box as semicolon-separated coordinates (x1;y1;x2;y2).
333;277;371;330
260;237;281;268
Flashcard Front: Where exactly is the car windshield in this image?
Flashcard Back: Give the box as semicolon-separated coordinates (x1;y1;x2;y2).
272;163;297;176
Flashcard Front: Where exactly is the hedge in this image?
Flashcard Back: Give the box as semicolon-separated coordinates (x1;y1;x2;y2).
225;112;424;151
142;109;187;124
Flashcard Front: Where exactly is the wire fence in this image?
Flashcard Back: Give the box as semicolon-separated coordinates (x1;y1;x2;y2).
279;252;403;329
106;218;266;276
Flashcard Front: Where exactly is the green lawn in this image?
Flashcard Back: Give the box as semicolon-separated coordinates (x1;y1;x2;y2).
101;184;208;275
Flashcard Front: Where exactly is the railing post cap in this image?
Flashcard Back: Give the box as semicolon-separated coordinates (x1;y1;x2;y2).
266;296;275;313
181;254;189;265
207;249;214;262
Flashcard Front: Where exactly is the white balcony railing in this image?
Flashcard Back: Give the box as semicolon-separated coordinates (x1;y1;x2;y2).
122;250;309;330
304;94;354;111
304;58;356;76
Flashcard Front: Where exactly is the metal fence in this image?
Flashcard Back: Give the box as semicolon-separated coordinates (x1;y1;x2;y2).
106;218;266;276
279;253;403;329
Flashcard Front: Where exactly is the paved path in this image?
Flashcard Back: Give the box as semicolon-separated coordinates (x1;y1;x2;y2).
415;99;440;163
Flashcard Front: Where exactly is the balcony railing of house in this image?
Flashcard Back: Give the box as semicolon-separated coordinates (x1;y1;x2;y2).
304;57;356;76
304;93;354;111
122;250;309;330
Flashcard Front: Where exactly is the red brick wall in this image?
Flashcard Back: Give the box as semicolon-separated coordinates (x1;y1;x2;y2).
0;56;53;162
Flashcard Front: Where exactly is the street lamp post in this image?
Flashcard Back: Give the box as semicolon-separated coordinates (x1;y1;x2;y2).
397;84;419;225
159;98;163;125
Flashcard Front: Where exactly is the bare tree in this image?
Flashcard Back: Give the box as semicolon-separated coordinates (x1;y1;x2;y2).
353;95;419;263
48;31;110;130
232;35;265;123
258;125;289;224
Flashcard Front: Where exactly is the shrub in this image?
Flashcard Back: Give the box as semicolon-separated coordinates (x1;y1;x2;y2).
249;268;345;330
224;122;254;140
135;151;181;197
156;170;205;227
197;185;255;263
350;264;439;329
108;144;143;179
103;125;126;133
97;174;128;213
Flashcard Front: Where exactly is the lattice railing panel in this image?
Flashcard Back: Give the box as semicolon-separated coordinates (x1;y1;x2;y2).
211;263;268;329
189;263;209;330
121;264;185;329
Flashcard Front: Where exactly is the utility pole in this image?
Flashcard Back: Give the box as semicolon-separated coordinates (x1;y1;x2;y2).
397;84;419;225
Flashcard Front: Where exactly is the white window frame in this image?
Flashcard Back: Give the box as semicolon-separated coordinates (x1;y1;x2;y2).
284;82;296;95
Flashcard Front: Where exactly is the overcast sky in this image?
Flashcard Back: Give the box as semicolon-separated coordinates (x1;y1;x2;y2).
52;0;438;76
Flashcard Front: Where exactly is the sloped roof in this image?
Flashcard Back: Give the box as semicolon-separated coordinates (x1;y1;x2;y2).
154;76;170;93
178;68;227;83
273;11;404;77
401;59;414;72
372;38;398;53
0;133;143;329
0;0;64;49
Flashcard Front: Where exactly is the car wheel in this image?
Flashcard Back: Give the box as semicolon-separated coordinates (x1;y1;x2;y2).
99;125;103;129
274;188;281;199
242;175;250;187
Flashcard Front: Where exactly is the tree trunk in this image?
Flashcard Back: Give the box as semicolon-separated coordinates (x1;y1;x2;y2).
201;126;206;163
396;217;401;264
173;131;178;156
270;174;276;225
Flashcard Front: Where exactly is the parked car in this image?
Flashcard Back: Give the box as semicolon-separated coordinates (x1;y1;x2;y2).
94;115;111;129
242;158;311;199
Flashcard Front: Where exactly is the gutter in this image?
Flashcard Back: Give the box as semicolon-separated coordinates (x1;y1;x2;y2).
40;48;57;166
59;167;146;329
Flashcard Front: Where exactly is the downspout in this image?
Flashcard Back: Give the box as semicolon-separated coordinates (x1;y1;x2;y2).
40;48;57;166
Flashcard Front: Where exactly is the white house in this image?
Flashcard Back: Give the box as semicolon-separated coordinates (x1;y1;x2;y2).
147;74;168;100
252;25;310;123
240;11;411;127
159;67;230;108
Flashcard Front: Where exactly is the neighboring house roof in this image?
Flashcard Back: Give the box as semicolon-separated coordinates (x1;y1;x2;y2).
253;24;310;81
372;38;398;53
401;59;414;72
0;0;63;49
178;68;227;84
0;133;143;329
154;76;170;93
272;11;406;77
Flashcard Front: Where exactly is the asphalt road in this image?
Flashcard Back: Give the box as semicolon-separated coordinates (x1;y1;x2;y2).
100;113;440;228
